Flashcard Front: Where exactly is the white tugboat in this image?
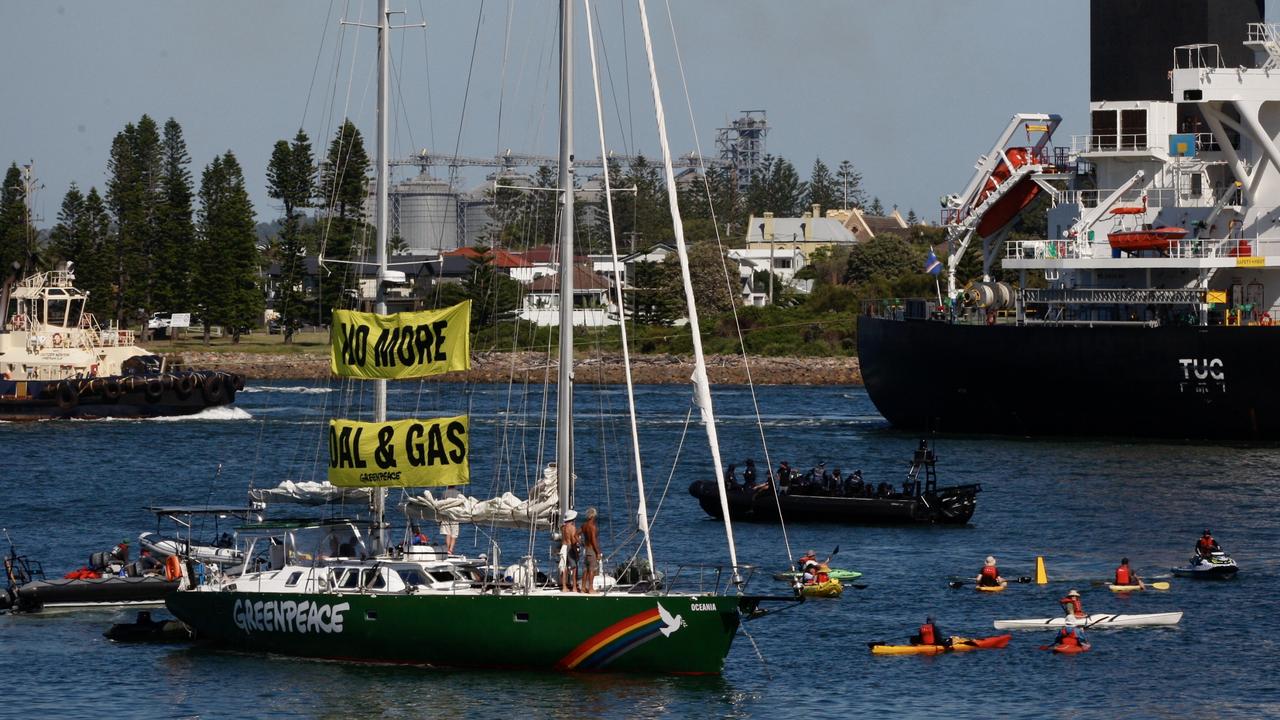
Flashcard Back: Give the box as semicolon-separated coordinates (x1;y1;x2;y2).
0;267;243;419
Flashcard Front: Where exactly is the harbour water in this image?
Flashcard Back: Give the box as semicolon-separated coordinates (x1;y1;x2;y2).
2;382;1278;718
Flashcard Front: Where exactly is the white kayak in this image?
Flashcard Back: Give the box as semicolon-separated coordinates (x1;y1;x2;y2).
994;611;1183;630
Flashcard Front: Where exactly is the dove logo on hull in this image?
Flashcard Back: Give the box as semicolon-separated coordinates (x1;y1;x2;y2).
656;601;686;637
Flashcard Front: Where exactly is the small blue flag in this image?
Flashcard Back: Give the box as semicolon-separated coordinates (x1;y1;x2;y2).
924;248;942;275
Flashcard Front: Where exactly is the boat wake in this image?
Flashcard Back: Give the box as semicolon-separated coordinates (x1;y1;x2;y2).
241;386;333;395
150;406;253;422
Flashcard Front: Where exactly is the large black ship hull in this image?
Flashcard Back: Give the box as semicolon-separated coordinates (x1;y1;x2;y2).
857;316;1280;439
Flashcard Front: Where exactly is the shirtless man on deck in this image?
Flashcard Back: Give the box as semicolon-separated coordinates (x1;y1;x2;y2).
580;507;602;593
559;510;580;592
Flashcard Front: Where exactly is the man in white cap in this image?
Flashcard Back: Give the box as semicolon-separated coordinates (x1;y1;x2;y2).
975;555;1007;588
559;509;580;592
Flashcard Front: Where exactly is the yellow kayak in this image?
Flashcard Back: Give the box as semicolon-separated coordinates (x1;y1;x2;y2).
800;579;843;598
975;584;1006;593
1109;581;1170;592
870;635;1012;655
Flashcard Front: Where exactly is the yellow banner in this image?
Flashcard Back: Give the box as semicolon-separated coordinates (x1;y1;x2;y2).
1235;256;1266;268
327;417;470;487
330;302;471;379
1206;290;1227;304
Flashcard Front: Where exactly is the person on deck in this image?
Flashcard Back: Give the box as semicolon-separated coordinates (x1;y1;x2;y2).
558;510;580;592
1195;529;1221;561
775;461;792;490
976;555;1007;588
580;507;602;594
1054;619;1087;649
1114;557;1143;588
742;459;757;489
136;548;161;575
1059;589;1086;619
440;486;462;554
844;469;863;497
724;464;738;488
910;616;952;648
110;539;130;564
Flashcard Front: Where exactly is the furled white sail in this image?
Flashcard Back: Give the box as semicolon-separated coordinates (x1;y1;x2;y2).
248;480;372;506
403;465;560;529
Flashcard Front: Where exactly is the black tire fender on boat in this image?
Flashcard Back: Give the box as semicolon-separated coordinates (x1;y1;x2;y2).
222;373;237;402
174;374;194;400
56;380;79;410
102;378;123;402
201;373;226;404
144;377;164;403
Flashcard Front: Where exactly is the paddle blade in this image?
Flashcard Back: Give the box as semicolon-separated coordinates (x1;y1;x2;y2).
948;581;964;589
1149;581;1170;590
1016;576;1032;583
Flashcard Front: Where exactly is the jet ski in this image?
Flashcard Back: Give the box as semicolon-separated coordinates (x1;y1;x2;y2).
1171;551;1238;579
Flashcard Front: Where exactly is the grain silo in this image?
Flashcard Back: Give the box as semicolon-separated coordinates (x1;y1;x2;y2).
391;172;460;254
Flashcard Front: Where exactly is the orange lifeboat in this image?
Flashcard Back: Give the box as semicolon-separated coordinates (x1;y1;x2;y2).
1107;227;1188;252
975;147;1041;237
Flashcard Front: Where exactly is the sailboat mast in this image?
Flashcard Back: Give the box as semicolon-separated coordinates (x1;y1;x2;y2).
372;0;391;551
555;0;575;521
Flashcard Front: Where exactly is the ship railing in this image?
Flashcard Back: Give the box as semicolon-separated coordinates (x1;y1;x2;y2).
1005;239;1080;260
1173;43;1223;70
97;328;135;347
1064;186;1176;209
1168;238;1258;259
14;270;75;290
664;564;758;596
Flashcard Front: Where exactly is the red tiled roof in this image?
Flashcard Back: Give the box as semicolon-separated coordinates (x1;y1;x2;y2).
444;247;533;268
519;245;587;264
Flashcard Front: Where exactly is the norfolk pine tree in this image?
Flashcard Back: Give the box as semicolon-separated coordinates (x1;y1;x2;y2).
267;129;315;343
195;152;262;344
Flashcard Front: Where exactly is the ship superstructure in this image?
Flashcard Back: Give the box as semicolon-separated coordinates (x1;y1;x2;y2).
857;1;1280;439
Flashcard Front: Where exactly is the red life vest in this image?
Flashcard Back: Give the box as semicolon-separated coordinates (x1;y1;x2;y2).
919;624;937;645
1197;537;1215;554
1057;628;1080;647
1060;596;1085;617
1115;566;1133;585
980;565;999;581
816;568;831;584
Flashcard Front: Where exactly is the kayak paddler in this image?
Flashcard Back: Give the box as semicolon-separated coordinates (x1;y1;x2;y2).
801;560;830;586
1059;589;1086;619
1054;616;1087;649
1114;557;1144;589
975;555;1007;588
796;549;818;572
910;616;952;648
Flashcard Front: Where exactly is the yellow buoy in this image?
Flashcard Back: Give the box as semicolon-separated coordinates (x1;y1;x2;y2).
1035;556;1048;585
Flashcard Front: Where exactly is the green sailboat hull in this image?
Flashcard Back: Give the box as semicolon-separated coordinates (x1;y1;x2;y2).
167;590;744;674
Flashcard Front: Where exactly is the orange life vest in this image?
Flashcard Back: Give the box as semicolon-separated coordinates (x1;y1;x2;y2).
1197;537;1215;554
1060;596;1085;617
919;624;937;645
1115;566;1133;585
1057;628;1081;647
980;565;999;581
164;555;183;582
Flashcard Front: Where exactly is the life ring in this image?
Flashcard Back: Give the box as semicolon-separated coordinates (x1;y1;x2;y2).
89;363;99;377
1261;312;1274;327
174;374;195;400
52;333;63;348
101;378;123;402
201;373;226;404
164;555;183;582
56;380;79;410
144;377;164;403
985;310;997;326
12;315;25;330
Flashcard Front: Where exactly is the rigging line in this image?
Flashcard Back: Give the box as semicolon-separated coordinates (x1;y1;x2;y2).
416;0;437;151
661;0;792;565
590;1;632;157
301;0;338;130
619;0;635;154
586;0;653;569
391;25;415;158
496;0;514;155
625;403;691;578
